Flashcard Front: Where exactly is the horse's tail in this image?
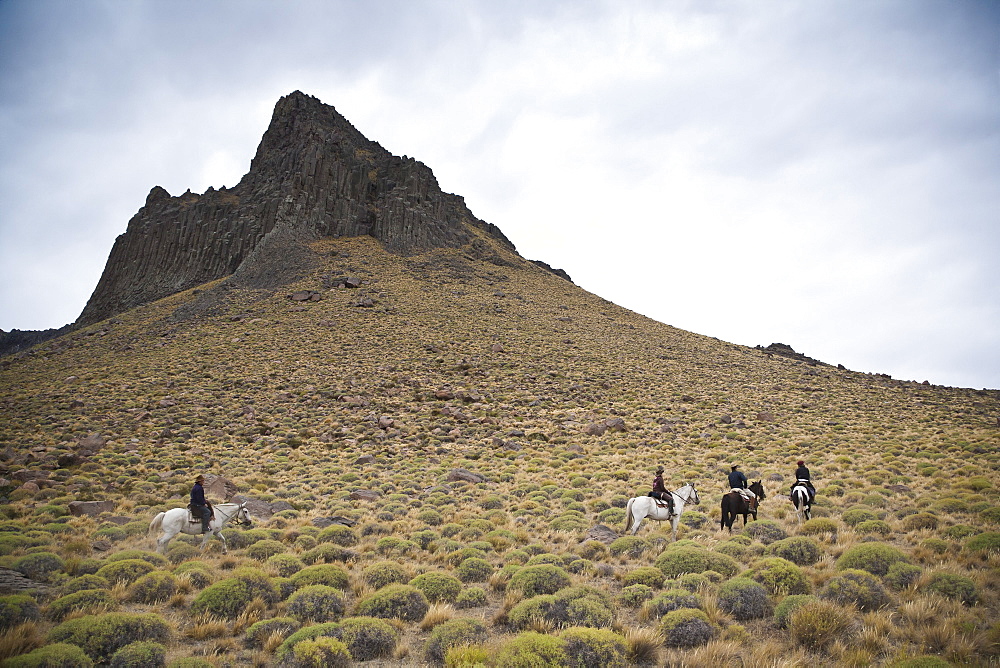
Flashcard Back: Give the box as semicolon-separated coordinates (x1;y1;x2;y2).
149;511;165;537
624;498;634;534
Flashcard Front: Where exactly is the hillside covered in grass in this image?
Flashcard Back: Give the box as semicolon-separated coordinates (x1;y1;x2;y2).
1;90;999;667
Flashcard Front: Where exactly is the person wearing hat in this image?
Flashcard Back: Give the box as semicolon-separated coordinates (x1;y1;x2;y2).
793;460;815;502
727;464;755;502
648;466;673;513
190;475;211;534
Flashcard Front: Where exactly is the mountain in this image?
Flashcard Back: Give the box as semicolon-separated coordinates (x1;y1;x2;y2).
0;92;998;665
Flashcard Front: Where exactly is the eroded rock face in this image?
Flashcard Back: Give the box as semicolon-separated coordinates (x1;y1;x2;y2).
77;91;517;327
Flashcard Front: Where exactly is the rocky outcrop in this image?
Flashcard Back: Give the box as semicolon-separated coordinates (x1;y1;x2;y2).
76;91;520;327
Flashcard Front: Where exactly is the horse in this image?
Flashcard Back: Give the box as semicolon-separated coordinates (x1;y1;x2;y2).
149;502;253;554
720;480;766;532
623;483;701;541
791;482;812;523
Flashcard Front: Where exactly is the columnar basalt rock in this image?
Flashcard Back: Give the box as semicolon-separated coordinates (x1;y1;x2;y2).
76;91;519;327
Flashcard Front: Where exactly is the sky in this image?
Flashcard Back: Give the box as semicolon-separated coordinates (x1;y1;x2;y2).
1;0;998;390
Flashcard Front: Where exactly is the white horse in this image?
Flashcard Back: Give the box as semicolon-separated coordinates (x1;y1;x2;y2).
149;502;253;554
624;483;701;540
791;483;812;523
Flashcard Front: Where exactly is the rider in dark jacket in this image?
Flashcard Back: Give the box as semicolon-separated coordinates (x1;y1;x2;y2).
648;466;674;513
792;460;815;501
190;475;211;533
727;464;756;502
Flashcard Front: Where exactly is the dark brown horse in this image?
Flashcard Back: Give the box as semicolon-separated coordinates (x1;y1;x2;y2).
720;480;765;531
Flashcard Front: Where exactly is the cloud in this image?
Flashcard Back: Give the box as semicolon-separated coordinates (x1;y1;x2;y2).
0;0;997;389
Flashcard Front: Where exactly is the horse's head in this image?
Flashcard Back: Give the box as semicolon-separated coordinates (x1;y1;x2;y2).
750;480;766;500
235;502;253;527
688;483;700;505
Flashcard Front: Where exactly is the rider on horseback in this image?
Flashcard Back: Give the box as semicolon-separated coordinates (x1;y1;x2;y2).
190;475;212;534
728;464;757;504
648;466;674;514
792;460;815;502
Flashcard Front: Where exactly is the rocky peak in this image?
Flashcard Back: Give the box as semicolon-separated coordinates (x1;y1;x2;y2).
75;91;519;327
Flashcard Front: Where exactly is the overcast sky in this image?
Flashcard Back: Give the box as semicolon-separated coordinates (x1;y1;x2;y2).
1;1;998;389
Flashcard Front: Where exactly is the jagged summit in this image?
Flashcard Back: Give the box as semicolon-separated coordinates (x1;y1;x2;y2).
75;91;522;327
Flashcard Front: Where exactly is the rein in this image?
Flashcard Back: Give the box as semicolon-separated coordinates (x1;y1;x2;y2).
216;503;250;526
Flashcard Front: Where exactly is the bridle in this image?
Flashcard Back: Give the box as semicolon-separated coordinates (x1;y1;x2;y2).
226;502;252;526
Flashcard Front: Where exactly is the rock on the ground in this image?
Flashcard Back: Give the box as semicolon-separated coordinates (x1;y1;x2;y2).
68;500;114;517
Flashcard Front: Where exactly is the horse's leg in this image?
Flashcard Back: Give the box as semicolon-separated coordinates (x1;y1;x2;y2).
216;528;228;554
671;516;679;541
156;525;179;554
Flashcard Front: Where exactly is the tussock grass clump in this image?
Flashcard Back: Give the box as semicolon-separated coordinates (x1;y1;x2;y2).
787;599;854;649
659;608;717;648
48;613;170;664
424;618;488;663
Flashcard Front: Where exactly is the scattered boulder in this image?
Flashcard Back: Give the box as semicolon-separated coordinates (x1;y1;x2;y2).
446;468;485;484
231;495;273;519
76;434;106;455
68;500;114;517
584;525;619;545
584;422;607;436
270;500;295;513
756;412;775;422
605;417;627;432
289;290;322;302
204;474;237;502
354;454;375;465
350;490;381;502
0;567;48;593
378;416;394;429
313;516;357;528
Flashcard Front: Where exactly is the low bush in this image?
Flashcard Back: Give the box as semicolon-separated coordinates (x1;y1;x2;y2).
2;643;93;667
456;557;494;583
244;616;300;648
659;608;717;648
409;572;463;603
746;557;811;595
301;544;355;564
800;518;838;535
362;560;410;590
507;564;572;598
290;564;349;590
943;524;978;539
644;588;700;617
965;531;1000;555
102;550;168;568
508;586;614;630
821;568;891;611
842;507;879;527
654;546;739;578
48;612;171;663
622;566;665;589
61;574;110;594
316;524;358;547
12;552;65;581
165;542;198;565
291;636;351;668
560;626;628;668
0;594;41;629
287;584;345;622
354;584;429;622
95;559;155;586
764;536;821;566
338;616;399;661
246;539;285;561
608;536;650;557
922;572;978;605
836;542;910;576
127;571;177;604
716;577;773;620
455;586;488;609
855;519;891;536
190;570;277;619
425;618;489;663
47;589;116;620
619;584;654;608
773;593;817;628
109;640;165;668
493;631;567;667
787;599;854;649
902;513;939;531
744;520;787;544
274;622;341;664
265;553;304;577
884;562;923;590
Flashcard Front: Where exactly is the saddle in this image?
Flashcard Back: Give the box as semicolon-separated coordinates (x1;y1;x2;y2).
187;502;215;523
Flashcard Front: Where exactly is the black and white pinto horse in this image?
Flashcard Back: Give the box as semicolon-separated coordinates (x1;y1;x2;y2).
791;482;812;523
623;483;701;541
149;502;253;554
720;480;766;531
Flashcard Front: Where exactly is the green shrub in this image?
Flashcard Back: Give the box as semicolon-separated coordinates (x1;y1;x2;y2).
654;546;739;578
417;509;443;525
2;643;93;667
622;566;665;588
800;518;838;535
923;572;978;605
507;564;572;598
787;599;853;649
425;618;489;663
455;586;487;609
290;564;349;590
48;612;171;663
246;539;285;561
508;594;558;629
338;616;399;661
659;608;717;648
12;551;65;581
354;584;429;622
265;553;304;577
301;544;354;564
717;577;772;620
127;571;177;604
902;513;939;531
109;641;165;668
317;524;357;546
965;531;1000;554
765;536;821;566
821;568;891;611
362;560;410;590
103;550;168;568
375;536;417;555
884;562;923;590
287;584;345;622
645;588;700;617
95;559;155;586
886;656;952;668
509;586;613;630
291;636;351;668
274;622;341;663
842;508;879;527
677;573;713;592
494;632;567;667
190;569;277;619
411;530;439;550
0;594;41;628
244;616;300;648
836;542;910;576
165;542;199;565
456;557;494;583
409;572;463;603
920;538;950;554
619;584;654;608
608;536;650;557
560;626;628;668
773;594;817;628
47;589;116;620
744;520;787;544
855;519;891;536
943;524;978;539
747;557;811;595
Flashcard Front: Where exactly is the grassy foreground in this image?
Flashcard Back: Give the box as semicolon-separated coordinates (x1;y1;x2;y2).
1;236;998;667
